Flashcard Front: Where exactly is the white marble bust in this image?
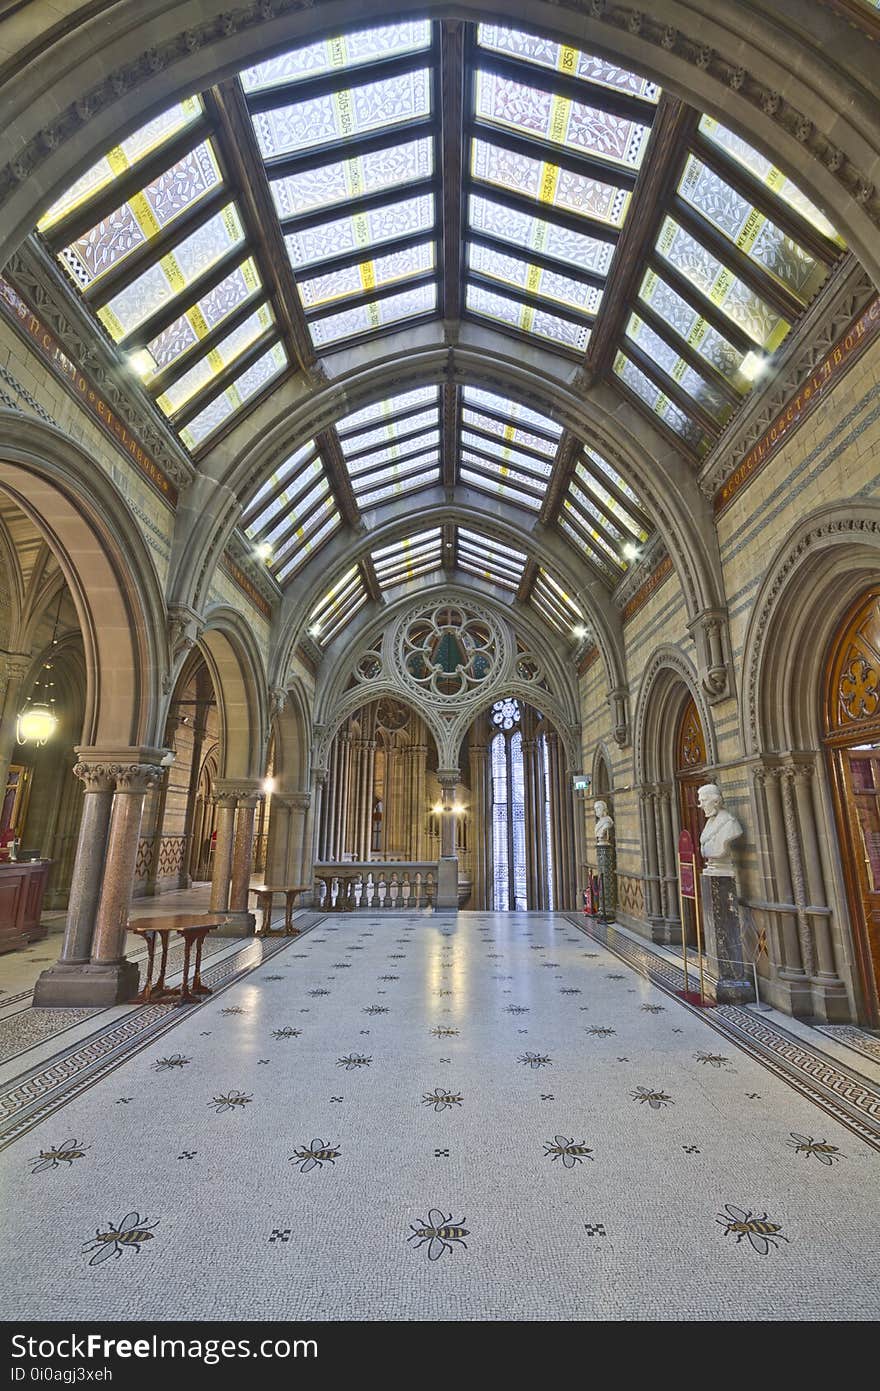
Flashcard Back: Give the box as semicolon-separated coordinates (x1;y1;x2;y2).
594;799;614;846
698;782;743;877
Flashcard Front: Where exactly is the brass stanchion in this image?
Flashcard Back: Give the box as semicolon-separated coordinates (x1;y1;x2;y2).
676;875;691;997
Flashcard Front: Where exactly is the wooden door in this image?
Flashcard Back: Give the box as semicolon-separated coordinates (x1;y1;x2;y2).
676;696;707;871
825;587;880;1021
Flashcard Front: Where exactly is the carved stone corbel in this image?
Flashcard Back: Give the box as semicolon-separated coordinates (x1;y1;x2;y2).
687;608;732;703
608;685;630;747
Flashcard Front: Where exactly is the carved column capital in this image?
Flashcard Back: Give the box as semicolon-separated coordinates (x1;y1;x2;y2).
213;777;263;804
72;761;117;793
110;763;164;794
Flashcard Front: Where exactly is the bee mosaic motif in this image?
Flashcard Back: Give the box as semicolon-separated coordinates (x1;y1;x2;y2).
221;1006;246;1015
208;1090;252;1113
640;1004;665;1014
585;1026;616;1037
308;989;331;997
289;1139;341;1172
544;1136;594;1168
407;1209;469;1260
273;1027;302;1039
505;1005;529;1014
337;1055;372;1070
30;1138;89;1173
379;975;399;981
786;1133;843;1165
82;1212;159;1266
559;988;581;995
518;1052;552;1068
694;1052;731;1068
331;963;351;969
363;1005;389;1015
422;1088;464;1112
152;1054;191;1071
431;1027;459;1037
631;1087;673;1108
716;1204;789;1254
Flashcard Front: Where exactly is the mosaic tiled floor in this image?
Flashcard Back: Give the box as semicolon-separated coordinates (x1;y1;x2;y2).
0;911;878;1322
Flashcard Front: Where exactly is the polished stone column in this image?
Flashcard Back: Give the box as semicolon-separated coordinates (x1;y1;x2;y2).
468;741;488;910
87;755;166;1003
437;768;459;908
639;787;664;934
178;720;206;889
33;758;116;1006
209;787;238;914
702;873;754;1004
225;792;261;935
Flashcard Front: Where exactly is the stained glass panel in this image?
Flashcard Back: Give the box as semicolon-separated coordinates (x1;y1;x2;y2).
309;282;436;346
97;203;246;340
357;468;439;508
613;350;709;455
246;450;323;534
573;462;646;540
624;312;732;424
270;137;433;220
468;189;615;276
298;240;435;309
462;431;553;478
271;492;339;565
38;99;204;231
58;142;222;290
461;407;557;458
241;22;431;91
697;117;843;245
179;341;287;449
286;193;434;268
478;25;660;103
274;512;341;583
558;515;616;582
156;302;274;416
475;70;651;170
251;69;431;159
138;257;262;377
345;410;437;457
339;386;438;434
260;476;332;547
470;141;630;226
678;155;827;303
582;447;644;512
468;242;602;315
637;269;748;387
347;435;441;476
563;494;625;567
466;282;591;352
463;386;561;436
656;217;790;350
461;465;541;509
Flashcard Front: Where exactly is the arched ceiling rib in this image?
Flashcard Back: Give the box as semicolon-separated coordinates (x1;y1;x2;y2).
29;11;849;643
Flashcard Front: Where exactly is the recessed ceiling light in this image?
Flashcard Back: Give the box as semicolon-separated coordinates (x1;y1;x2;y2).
740;350;766;382
127;349;156;379
255;541;273;562
623;542;640;561
572;624;588;640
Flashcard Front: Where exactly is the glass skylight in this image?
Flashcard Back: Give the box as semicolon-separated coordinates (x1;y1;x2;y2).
135;257;263;377
468;242;602;315
475;71;651;170
470;142;630;226
531;568;586;635
298;241;435;310
241;21;431;92
457;528;527;589
372;529;443;586
613;350;709;456
270;137;433;220
466;283;591;352
156;302;274;416
251;69;432;160
307;565;368;645
178;341;287;449
285;193;434;269
477;26;660;104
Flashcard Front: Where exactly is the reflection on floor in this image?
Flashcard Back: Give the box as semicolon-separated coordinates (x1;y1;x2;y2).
1;911;878;1321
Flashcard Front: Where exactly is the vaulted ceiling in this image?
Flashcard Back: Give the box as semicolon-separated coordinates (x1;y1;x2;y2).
32;17;846;649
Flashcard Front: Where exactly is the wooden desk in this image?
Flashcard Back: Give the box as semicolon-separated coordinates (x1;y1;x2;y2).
251;885;311;936
0;860;52;954
128;913;222;1005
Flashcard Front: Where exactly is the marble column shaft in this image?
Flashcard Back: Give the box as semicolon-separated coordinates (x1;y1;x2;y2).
209;794;237;912
229;796;260;911
90;763;162;965
52;763;116;965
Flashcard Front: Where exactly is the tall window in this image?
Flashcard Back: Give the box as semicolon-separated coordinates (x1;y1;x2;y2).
491;698;527;910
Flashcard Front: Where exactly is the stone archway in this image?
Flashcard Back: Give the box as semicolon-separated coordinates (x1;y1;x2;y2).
739;501;880;1022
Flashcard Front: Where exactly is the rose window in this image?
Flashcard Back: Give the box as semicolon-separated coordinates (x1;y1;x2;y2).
399;604;500;698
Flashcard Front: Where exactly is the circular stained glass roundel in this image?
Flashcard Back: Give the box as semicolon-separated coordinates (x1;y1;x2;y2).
397;603;502;699
492;698;521;730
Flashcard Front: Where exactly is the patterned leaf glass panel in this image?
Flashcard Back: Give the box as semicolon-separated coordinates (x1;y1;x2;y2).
470;142;630;227
461;431;552;478
344;409;437;456
58;141;222;290
179;341;287;449
156;302;274;416
286;193;434;269
678;155;827;303
655;216;790;350
240;21;431;91
637;269;749;388
474;70;651;170
463;387;561;438
477;25;660;103
339;386;438;434
275;513;341;583
347;437;440;477
38;99;204;231
461;408;556;459
468;242;602;315
466;283;590;352
613;350;709;455
358;469;438;508
245;448;322;534
309;283;436;347
573;462;646;541
624;312;733;424
138;257;262;377
468;188;615;274
97;204;246;340
298;241;435;309
697;117;843;246
563;491;626;567
251;69;431;159
460;463;541;509
270;137;433;220
510;730;528;911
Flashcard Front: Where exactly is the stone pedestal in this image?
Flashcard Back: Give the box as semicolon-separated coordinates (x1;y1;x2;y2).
437;856;459;910
597;842;617;923
702;873;755;1005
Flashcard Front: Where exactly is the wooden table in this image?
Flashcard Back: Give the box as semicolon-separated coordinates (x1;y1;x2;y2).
251;885;311;936
0;860;52;953
129;913;222;1005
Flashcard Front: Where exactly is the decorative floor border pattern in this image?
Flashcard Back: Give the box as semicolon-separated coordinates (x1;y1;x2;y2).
817;1024;880;1068
567;915;880;1152
0;917;323;1151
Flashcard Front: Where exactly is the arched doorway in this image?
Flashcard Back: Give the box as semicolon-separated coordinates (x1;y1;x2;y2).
675;694;709;872
824;587;880;1026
